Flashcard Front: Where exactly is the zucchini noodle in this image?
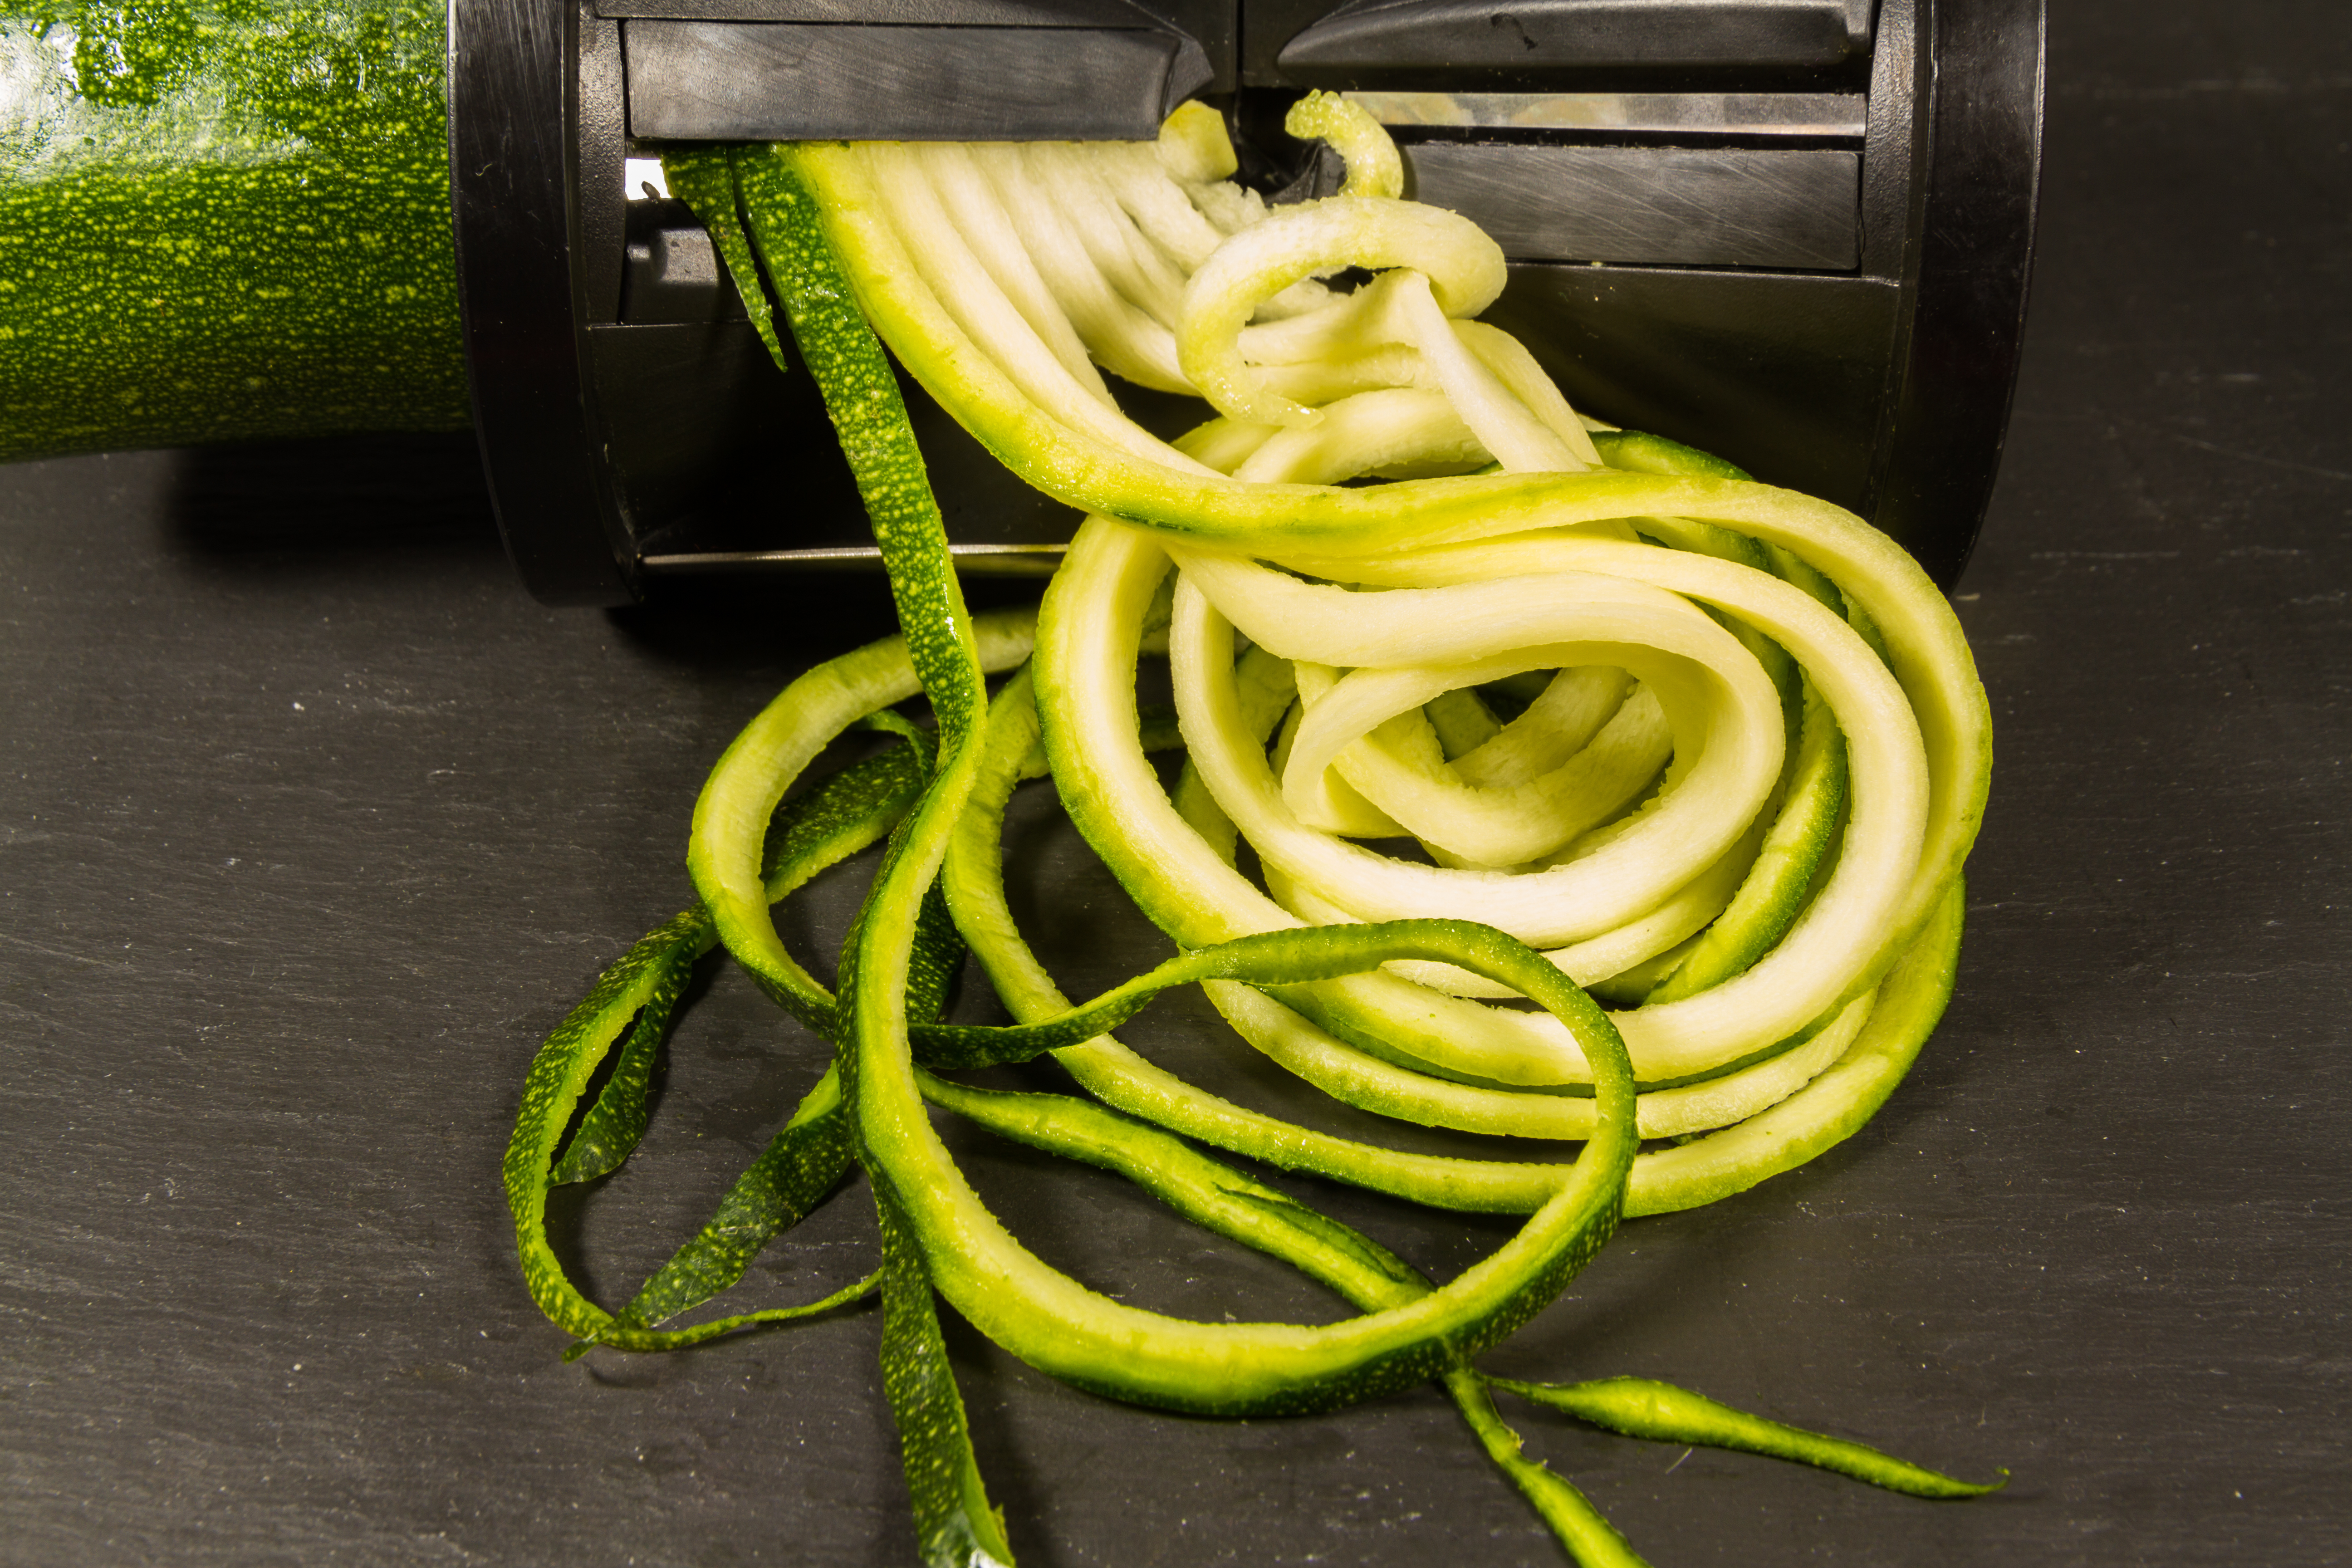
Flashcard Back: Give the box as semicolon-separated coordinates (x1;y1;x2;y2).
509;93;1996;1568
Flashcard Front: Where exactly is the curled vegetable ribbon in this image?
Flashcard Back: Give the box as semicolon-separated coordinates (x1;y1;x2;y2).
505;96;1996;1568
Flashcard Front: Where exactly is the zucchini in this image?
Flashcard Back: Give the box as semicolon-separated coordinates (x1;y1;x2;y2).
0;0;466;459
480;100;2000;1568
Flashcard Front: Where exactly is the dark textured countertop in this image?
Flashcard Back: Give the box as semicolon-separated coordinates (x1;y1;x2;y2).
4;3;2347;1565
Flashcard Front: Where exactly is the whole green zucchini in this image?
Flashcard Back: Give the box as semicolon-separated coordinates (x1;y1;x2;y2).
0;0;466;461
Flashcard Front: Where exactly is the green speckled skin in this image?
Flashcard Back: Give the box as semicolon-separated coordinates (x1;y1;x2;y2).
0;0;466;461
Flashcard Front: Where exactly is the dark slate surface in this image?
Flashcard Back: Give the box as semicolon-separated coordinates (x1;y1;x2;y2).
4;3;2348;1564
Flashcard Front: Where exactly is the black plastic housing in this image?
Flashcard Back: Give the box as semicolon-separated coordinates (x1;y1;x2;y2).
447;0;2043;603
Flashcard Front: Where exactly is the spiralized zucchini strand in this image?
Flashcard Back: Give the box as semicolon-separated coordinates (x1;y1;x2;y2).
509;100;2005;1568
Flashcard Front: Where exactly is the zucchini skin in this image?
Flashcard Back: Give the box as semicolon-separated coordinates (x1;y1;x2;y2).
0;0;466;461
